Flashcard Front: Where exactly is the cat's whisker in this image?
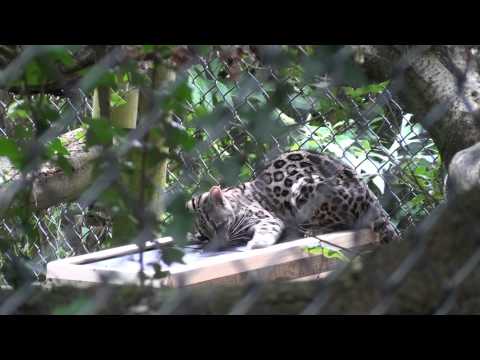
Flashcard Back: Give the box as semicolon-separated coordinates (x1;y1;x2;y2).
229;213;247;234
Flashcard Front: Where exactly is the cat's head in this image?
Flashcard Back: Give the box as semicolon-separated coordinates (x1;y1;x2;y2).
186;186;235;244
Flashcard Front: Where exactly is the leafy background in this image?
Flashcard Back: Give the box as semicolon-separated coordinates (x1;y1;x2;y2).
0;45;444;288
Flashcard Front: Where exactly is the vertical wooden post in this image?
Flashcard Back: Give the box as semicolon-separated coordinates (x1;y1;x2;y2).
92;87;139;129
91;84;140;246
149;66;176;221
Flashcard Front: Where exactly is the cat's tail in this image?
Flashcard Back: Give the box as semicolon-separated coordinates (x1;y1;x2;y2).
357;200;402;244
381;222;402;243
375;209;402;243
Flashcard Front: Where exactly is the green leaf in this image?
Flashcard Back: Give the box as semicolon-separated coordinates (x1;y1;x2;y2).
24;60;45;86
190;104;210;121
158;45;175;58
239;164;253;182
151;263;170;279
95;71;117;88
161;246;185;266
142;45;156;53
7;101;30;119
86;118;115;147
47;138;70;157
112;212;138;246
46;138;74;176
44;46;76;67
110;91;128;108
161;80;193;116
129;70;149;87
0;138;25;168
188;72;214;110
290;143;300;151
55;156;74;176
36;103;59;123
163;193;194;246
304;246;348;261
165;125;196;151
216;82;234;107
343;81;389;100
173;81;193;104
290;95;312;111
74;128;87;141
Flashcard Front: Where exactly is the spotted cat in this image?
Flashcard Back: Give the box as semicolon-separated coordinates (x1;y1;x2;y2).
186;150;400;250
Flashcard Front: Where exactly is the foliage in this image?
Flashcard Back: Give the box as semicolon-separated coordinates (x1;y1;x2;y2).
0;45;443;289
304;246;348;262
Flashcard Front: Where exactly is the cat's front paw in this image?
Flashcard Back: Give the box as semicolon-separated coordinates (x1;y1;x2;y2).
187;232;208;244
246;236;277;250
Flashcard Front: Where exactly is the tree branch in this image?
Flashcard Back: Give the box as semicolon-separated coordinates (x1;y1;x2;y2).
350;45;480;168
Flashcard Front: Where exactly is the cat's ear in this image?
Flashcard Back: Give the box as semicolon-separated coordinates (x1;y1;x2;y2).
186;194;200;212
209;185;224;206
186;199;195;212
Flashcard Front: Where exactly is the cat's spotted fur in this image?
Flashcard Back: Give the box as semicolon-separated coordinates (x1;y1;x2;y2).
186;150;400;250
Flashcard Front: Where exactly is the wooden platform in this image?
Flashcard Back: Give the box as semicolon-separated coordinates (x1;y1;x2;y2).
46;229;378;288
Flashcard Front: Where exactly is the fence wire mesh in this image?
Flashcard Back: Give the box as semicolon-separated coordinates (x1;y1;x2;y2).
0;45;458;314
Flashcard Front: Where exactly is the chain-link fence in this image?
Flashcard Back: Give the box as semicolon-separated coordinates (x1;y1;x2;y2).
0;45;452;313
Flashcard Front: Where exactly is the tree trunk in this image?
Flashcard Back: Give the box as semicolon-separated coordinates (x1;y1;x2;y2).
350;45;480;169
